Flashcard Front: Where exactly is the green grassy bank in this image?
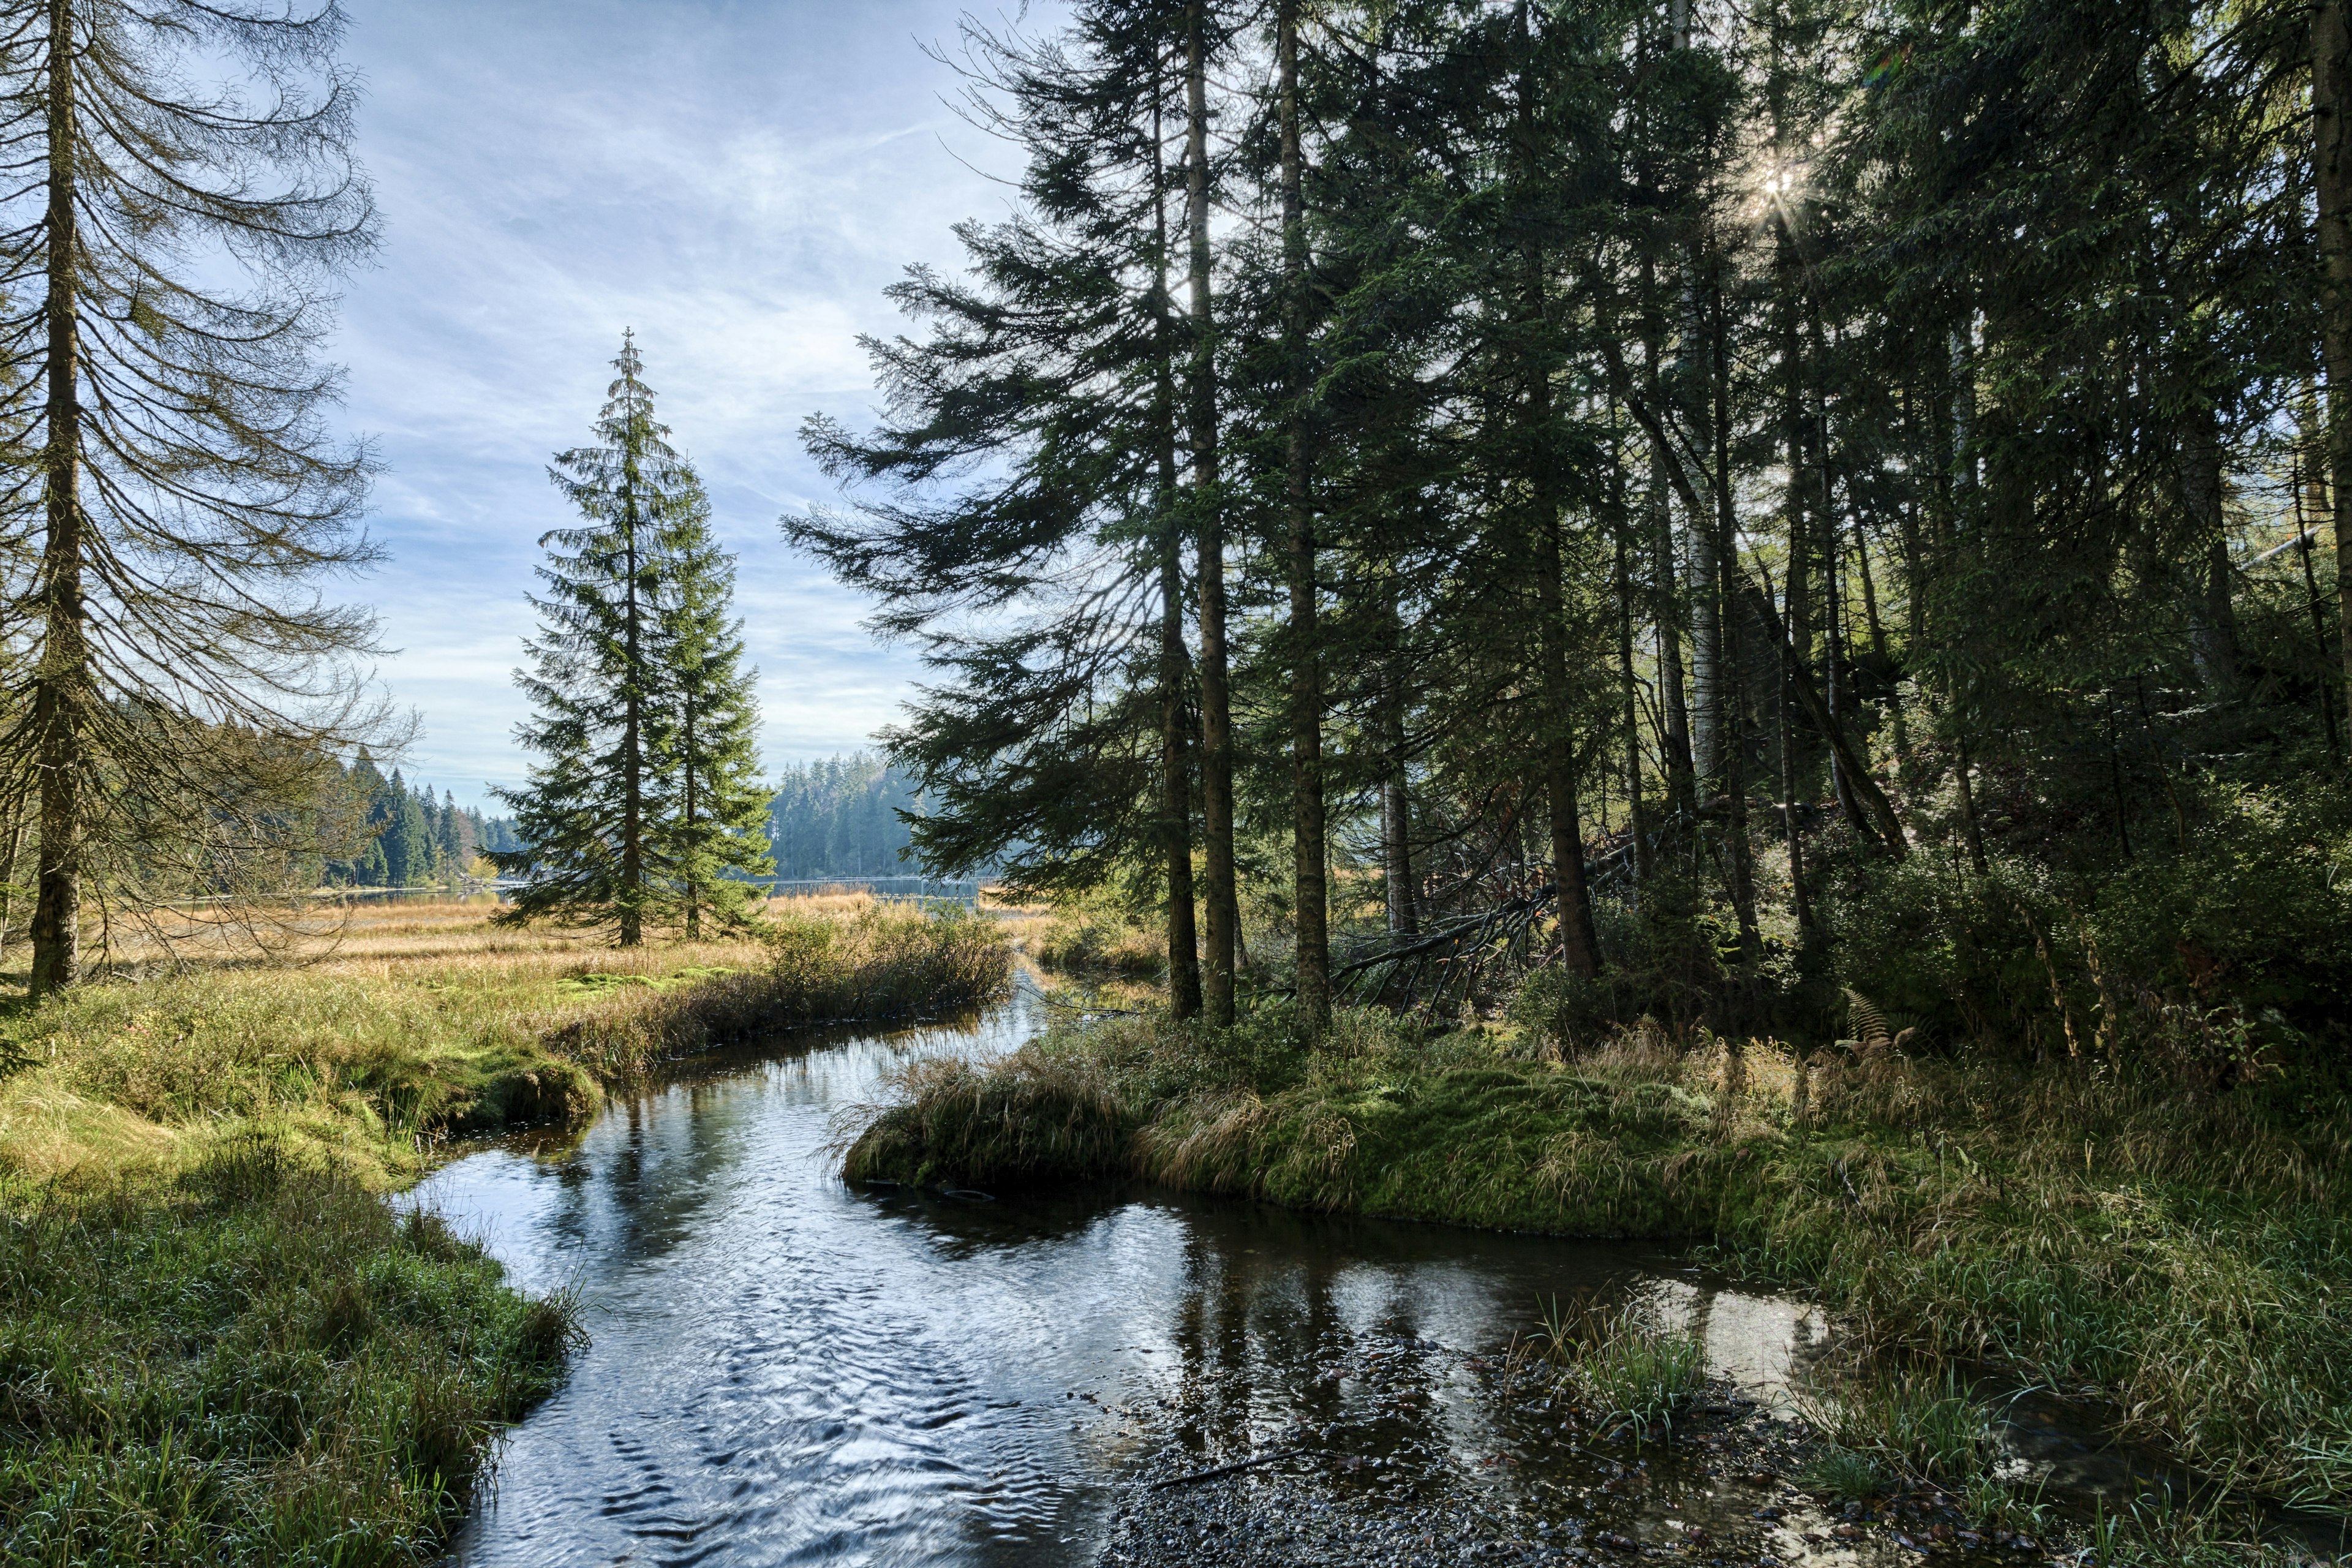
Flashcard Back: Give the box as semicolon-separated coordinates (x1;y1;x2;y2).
0;898;1008;1184
843;1006;2352;1536
0;1142;577;1567
0;897;1009;1564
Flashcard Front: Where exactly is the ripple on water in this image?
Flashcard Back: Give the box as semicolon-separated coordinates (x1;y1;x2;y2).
414;1005;2158;1568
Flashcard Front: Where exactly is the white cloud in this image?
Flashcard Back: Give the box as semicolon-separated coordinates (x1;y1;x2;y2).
337;0;1041;807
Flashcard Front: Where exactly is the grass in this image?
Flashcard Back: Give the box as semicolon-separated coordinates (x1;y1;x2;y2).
0;1137;580;1566
1795;1445;1895;1505
1531;1298;1705;1440
998;899;1166;979
839;1003;2352;1528
1795;1366;2000;1488
0;893;1010;1565
0;895;1009;1185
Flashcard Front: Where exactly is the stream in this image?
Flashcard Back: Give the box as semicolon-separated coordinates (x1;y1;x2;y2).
411;992;2331;1567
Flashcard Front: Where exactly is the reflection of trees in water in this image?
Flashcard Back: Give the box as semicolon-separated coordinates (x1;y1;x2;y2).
1158;1221;1476;1479
524;1061;786;1273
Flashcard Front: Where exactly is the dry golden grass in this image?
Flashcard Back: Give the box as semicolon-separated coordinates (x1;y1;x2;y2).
0;893;1006;1188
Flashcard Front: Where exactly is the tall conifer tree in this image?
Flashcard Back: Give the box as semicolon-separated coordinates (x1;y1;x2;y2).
654;476;773;935
1;0;384;992
497;334;687;944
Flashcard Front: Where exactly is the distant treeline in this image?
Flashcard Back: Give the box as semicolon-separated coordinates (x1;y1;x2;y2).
372;750;939;886
322;753;521;889
766;755;922;880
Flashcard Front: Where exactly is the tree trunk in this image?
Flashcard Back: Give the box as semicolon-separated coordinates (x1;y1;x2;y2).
2296;445;2343;760
1777;579;1810;939
2299;385;2343;760
1382;723;1416;940
1278;3;1328;1033
1814;374;1863;832
1185;8;1238;1024
1685;272;1722;789
1615;502;1653;892
1710;289;1760;964
2177;407;2241;698
1777;258;1812;682
31;0;84;998
2314;0;2352;742
619;456;644;949
682;701;699;938
1776;249;1809;809
1517;10;1599;979
1640;263;1694;818
1151;87;1202;1020
1949;317;1978;512
1954;737;1989;875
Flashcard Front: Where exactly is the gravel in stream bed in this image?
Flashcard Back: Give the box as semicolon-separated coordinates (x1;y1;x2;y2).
1087;1332;2044;1568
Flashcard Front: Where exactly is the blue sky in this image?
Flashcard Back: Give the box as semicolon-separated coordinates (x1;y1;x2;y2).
338;1;1034;809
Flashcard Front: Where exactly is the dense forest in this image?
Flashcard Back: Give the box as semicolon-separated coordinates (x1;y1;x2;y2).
796;0;2352;1058
767;754;924;878
318;755;518;889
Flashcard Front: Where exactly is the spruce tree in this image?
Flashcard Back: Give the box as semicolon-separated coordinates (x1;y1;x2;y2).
794;2;1215;1005
654;473;773;935
496;334;690;944
0;0;385;992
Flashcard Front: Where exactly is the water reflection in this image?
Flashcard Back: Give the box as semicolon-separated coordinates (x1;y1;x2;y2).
413;1003;1918;1567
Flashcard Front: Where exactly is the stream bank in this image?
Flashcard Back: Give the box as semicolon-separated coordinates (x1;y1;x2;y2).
0;898;1006;1566
413;998;2339;1567
842;1000;2352;1553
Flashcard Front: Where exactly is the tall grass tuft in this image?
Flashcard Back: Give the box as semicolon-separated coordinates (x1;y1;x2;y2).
1796;1365;2000;1485
842;1047;1127;1188
1536;1298;1706;1439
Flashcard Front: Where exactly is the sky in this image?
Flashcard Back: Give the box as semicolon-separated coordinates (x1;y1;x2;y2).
337;0;1038;809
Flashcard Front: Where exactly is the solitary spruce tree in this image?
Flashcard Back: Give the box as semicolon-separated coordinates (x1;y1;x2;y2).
497;334;689;944
653;474;772;935
0;0;385;993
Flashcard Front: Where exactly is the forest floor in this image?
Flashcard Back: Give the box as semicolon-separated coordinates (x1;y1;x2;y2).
843;990;2352;1566
0;894;1008;1567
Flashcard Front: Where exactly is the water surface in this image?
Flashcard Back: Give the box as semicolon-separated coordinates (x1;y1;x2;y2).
414;996;2236;1567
